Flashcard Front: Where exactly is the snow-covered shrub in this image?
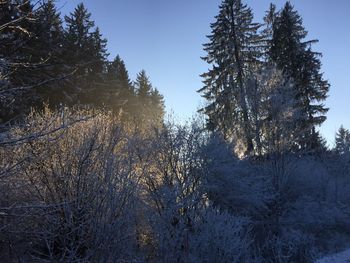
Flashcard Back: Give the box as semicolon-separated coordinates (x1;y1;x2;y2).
141;121;206;262
0;108;142;262
190;207;251;263
259;228;316;263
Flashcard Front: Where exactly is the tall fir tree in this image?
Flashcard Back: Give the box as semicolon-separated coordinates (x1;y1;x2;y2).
104;55;135;116
198;0;264;155
63;3;108;105
136;70;152;98
269;1;329;151
29;0;67;108
335;126;350;156
150;88;165;124
0;0;36;122
262;3;277;61
135;70;164;126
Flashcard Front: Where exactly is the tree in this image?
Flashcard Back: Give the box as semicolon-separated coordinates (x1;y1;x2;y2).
104;55;135;116
134;70;164;126
0;0;37;122
150;88;165;125
28;0;67;108
269;1;329;151
63;3;108;105
198;0;264;155
262;3;277;61
335;126;350;156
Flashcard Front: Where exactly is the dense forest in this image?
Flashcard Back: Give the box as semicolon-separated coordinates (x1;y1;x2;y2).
1;0;350;262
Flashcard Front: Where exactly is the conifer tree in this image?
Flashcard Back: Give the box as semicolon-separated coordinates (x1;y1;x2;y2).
0;0;36;121
262;3;277;61
105;55;135;115
63;3;108;105
269;1;329;151
29;0;67;108
135;70;164;126
0;0;33;75
198;0;264;155
136;70;152;98
107;55;133;89
335;126;350;156
150;88;165;124
135;70;153;122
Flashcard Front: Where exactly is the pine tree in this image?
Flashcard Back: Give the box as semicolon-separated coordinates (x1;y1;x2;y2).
335;126;350;156
135;70;164;126
105;55;135;116
0;0;36;122
107;55;133;89
269;1;329;151
63;3;108;105
150;88;165;124
135;70;153;123
0;0;58;120
198;0;264;155
29;0;67;108
262;3;277;61
136;70;152;98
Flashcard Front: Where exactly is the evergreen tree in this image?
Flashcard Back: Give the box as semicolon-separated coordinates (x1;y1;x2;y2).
63;3;108;105
0;0;36;122
150;88;165;124
135;70;154;122
135;70;164;126
105;55;135;116
136;70;152;98
262;3;277;61
269;1;329;151
29;0;67;108
335;126;350;156
198;0;264;155
107;55;133;90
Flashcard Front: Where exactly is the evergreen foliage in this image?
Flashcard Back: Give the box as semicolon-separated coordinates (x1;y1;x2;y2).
1;1;348;262
0;1;165;125
134;70;165;126
199;0;330;156
335;126;350;156
199;0;264;155
104;55;135;116
63;3;108;105
269;1;329;151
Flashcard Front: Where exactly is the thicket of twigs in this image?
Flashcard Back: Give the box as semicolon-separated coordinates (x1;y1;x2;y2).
1;108;350;262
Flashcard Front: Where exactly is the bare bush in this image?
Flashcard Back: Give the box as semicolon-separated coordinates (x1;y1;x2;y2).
0;108;142;261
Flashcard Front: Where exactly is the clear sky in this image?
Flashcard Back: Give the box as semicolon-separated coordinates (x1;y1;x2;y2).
57;0;350;146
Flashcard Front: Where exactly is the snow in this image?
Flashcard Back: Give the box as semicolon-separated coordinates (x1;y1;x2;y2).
316;249;350;263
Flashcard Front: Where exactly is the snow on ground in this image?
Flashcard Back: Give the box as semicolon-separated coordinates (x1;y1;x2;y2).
316;249;350;263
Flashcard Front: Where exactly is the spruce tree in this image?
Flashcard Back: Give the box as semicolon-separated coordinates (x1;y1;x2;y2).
63;3;108;105
105;55;135;116
135;70;164;126
269;1;329;151
0;0;36;121
198;0;264;155
29;0;66;108
150;88;165;124
135;70;153;122
335;126;350;156
107;55;133;90
136;70;152;98
262;3;277;61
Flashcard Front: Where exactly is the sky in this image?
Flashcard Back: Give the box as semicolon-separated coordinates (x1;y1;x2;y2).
57;0;350;146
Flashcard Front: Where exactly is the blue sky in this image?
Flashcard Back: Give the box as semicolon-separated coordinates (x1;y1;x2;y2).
57;0;350;145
